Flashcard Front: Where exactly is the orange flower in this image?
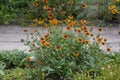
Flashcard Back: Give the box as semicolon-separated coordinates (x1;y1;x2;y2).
97;38;103;43
107;48;111;52
48;13;54;19
98;28;102;32
80;20;86;25
81;4;87;8
38;20;44;25
60;11;66;15
112;9;118;14
42;0;48;3
33;3;38;7
67;1;73;5
41;41;46;46
26;57;30;61
73;52;79;57
108;5;116;10
68;15;73;19
66;26;71;30
40;38;45;41
73;21;78;26
64;19;71;23
47;8;52;13
55;46;61;51
77;38;83;43
81;26;88;31
84;40;89;45
85;32;90;36
49;19;59;25
43;5;49;9
62;35;68;39
77;29;82;33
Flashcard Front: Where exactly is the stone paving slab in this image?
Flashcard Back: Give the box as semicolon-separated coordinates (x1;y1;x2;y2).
4;25;33;34
100;35;120;43
0;26;6;33
90;27;107;34
106;42;120;52
104;27;120;35
0;25;120;52
4;25;48;34
0;34;28;42
0;42;28;51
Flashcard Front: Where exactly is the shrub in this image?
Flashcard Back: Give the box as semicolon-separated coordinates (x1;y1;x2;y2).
0;49;29;68
97;0;120;24
0;61;6;75
0;67;30;80
25;22;110;79
73;64;120;80
30;0;89;26
0;0;33;25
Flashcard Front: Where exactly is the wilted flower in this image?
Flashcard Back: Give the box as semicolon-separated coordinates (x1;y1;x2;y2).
60;11;66;15
98;28;102;32
55;46;61;51
73;52;79;57
107;48;111;52
66;26;71;30
43;5;49;9
80;20;86;25
42;0;48;3
81;4;87;8
67;1;73;5
26;57;30;61
33;3;38;7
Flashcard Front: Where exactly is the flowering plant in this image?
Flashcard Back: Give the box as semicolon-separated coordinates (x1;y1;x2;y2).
25;20;111;79
97;0;120;24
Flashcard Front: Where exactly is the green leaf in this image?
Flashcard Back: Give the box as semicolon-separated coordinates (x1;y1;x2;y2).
75;6;80;10
41;66;54;72
0;70;5;75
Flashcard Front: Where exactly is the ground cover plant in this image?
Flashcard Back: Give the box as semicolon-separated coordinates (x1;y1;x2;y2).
0;49;29;69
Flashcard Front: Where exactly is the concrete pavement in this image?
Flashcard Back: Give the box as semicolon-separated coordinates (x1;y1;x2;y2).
0;25;120;52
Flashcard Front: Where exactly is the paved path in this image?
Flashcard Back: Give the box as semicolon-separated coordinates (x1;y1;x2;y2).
0;25;120;52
